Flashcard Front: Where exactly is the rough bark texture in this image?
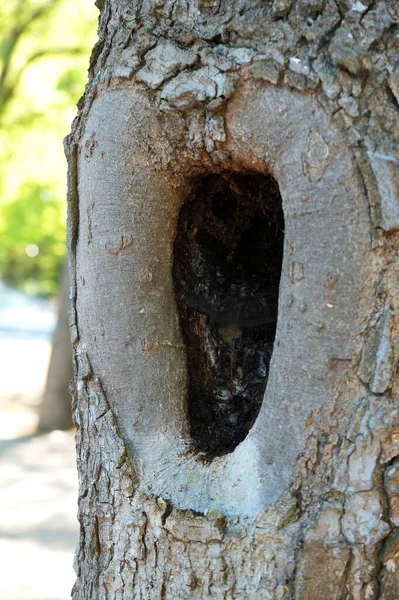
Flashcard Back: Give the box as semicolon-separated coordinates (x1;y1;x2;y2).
67;1;399;598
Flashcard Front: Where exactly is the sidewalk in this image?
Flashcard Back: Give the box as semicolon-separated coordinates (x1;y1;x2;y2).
0;337;78;600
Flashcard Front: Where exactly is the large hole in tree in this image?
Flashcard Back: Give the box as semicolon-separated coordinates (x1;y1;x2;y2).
173;172;284;458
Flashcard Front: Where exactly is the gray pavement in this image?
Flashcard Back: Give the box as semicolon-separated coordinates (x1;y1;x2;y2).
0;427;78;600
0;325;78;600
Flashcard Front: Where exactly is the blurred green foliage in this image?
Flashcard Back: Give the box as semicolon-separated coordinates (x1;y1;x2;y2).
0;0;97;297
0;183;66;296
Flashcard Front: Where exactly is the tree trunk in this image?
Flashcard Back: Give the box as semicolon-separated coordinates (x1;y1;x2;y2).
67;1;399;598
37;259;73;432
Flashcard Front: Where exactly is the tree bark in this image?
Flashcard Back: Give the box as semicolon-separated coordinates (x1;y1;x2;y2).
67;1;399;598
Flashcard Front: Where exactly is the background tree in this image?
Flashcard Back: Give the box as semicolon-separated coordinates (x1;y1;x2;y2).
69;1;399;598
37;260;74;431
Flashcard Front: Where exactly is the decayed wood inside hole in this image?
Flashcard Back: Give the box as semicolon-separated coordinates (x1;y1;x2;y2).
173;173;284;457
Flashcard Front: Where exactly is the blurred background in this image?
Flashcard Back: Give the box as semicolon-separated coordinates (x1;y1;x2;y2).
0;1;97;598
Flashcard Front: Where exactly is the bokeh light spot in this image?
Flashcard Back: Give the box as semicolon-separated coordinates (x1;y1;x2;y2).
25;244;39;257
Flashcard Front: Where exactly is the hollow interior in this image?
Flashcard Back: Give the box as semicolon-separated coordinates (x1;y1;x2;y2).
173;172;284;457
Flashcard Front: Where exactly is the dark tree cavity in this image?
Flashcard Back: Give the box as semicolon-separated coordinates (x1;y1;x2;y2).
173;173;284;457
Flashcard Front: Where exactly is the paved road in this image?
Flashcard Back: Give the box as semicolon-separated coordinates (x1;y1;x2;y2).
0;430;78;600
0;329;78;600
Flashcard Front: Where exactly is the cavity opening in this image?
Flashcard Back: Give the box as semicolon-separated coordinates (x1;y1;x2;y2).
173;172;284;458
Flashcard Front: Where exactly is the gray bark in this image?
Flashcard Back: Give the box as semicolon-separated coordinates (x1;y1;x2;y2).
37;260;73;432
67;1;399;598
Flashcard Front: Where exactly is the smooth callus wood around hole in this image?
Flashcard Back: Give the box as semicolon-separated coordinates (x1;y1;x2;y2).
77;84;370;517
